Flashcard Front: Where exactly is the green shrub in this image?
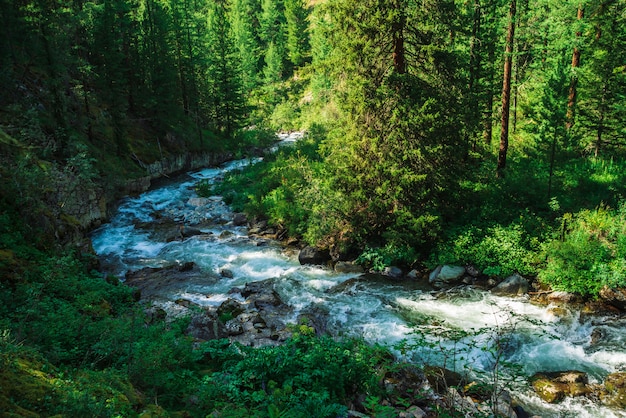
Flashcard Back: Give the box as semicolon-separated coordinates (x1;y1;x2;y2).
431;219;545;277
539;203;626;296
197;332;391;417
356;244;418;272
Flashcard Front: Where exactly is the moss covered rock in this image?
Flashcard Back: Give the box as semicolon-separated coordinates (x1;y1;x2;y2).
530;371;590;403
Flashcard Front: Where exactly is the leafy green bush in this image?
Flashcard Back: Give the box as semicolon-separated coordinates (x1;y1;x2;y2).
196;331;391;417
539;204;626;296
431;219;546;277
356;244;418;272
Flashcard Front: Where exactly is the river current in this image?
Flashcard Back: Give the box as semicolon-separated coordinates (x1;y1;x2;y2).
91;133;626;417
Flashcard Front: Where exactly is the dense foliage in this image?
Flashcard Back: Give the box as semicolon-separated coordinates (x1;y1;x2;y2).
211;0;626;295
1;0;626;415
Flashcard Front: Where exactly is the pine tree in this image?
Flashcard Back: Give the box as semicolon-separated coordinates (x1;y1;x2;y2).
228;0;261;92
497;0;517;177
284;0;310;68
205;0;246;138
315;0;467;249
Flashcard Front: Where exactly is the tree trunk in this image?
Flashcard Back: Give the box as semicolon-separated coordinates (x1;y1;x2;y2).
392;3;406;74
595;84;607;157
497;0;516;177
483;0;497;146
566;4;584;130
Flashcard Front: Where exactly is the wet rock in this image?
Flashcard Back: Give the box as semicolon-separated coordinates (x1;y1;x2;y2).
383;266;403;279
399;406;426;418
491;273;529;297
175;298;199;308
334;261;364;274
217;299;244;319
179;261;195;272
445;387;480;416
547;291;583;304
125;263;218;301
298;304;330;336
298;245;331;266
241;280;283;308
598;372;626;408
429;265;465;288
186;311;227;341
530;371;590;403
326;277;364;295
143;306;167;324
187;197;210;207
223;319;244;336
219;269;234;278
180;225;204;238
424;365;466;394
599;286;626;311
232;213;247;226
219;230;234;239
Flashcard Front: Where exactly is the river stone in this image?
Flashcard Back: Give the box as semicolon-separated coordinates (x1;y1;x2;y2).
600;372;626;407
298;245;331;266
219;268;234;278
424;365;466;394
547;291;583;304
398;406;427;418
429;265;465;288
232;212;247;226
599;286;626;311
491;273;529;296
187;197;210;207
223;319;244;336
186;311;227;341
530;371;590;403
384;266;403;279
334;261;364;274
217;298;244;319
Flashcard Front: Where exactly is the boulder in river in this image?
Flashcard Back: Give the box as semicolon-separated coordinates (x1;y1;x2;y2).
334;261;364;274
491;273;529;297
599;286;626;311
298;245;331;266
125;263;218;300
530;370;590;403
232;212;247;226
383;266;403;279
599;372;626;408
429;265;465;288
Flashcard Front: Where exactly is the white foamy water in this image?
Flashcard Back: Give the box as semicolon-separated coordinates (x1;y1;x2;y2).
91;133;626;417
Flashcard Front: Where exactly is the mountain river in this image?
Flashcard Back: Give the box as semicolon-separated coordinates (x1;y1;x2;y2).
91;133;626;417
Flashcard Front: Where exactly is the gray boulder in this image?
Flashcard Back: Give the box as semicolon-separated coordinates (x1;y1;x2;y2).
383;266;403;279
491;273;529;296
429;265;465;288
334;261;364;274
298;246;331;266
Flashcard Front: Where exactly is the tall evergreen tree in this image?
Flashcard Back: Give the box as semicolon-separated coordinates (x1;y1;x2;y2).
316;0;467;249
284;0;310;68
205;0;246;138
497;0;517;177
228;0;261;92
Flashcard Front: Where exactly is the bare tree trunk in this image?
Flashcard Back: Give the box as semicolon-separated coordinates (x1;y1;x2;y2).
566;4;584;130
497;0;516;177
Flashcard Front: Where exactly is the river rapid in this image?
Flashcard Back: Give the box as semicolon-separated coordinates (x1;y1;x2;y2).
91;133;626;417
